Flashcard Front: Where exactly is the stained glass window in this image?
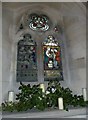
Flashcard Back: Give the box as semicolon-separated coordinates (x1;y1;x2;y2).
16;34;37;82
43;35;63;81
29;13;50;31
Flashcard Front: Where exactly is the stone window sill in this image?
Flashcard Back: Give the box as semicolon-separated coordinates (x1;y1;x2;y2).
2;107;87;118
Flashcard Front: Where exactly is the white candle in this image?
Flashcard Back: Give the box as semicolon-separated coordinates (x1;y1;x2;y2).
82;88;87;101
58;97;64;110
40;83;45;93
8;91;14;102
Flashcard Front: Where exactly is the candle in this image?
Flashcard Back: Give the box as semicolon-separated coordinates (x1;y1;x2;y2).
82;88;87;101
40;83;45;93
58;97;64;110
8;91;14;102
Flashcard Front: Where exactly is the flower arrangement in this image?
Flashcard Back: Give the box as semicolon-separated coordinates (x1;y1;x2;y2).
1;80;88;112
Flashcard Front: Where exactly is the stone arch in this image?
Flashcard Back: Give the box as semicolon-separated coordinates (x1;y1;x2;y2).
8;2;86;93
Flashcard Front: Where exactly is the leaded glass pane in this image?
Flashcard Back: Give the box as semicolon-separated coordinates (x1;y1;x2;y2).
16;34;37;82
29;13;50;31
43;35;63;81
43;46;61;70
44;70;63;81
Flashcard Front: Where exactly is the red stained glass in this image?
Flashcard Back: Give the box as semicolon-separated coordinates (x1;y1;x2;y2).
43;35;63;81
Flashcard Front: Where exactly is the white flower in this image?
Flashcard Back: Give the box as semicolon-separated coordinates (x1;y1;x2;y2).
52;88;56;93
38;97;42;100
46;91;50;95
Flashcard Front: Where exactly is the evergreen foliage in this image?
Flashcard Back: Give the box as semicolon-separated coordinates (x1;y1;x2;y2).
1;81;88;112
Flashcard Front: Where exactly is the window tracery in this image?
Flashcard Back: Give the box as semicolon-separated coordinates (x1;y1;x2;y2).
29;13;50;31
16;13;64;82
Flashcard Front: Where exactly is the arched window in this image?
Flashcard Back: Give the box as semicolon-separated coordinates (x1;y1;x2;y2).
16;12;64;82
16;34;37;82
43;35;63;81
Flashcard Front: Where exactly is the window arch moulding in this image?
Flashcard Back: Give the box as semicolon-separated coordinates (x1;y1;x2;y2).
15;11;65;83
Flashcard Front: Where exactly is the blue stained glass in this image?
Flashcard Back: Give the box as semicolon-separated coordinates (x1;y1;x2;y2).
16;34;37;82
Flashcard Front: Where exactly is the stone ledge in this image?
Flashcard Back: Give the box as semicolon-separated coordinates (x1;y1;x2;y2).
2;108;87;118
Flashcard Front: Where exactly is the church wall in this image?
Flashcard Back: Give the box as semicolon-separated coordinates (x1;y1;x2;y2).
11;4;70;94
0;2;2;104
2;6;14;103
1;3;86;103
63;16;86;94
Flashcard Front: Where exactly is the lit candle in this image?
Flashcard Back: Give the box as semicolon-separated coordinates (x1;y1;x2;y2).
82;88;87;101
8;91;14;102
58;97;64;110
40;83;45;93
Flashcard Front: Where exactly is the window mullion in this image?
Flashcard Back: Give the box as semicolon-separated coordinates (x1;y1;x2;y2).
37;39;44;83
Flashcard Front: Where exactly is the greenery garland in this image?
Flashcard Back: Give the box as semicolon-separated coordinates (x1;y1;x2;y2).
1;80;88;112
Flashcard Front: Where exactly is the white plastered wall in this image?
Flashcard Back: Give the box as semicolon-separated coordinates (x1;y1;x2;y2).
2;5;14;103
63;15;86;94
0;2;2;105
61;3;86;94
